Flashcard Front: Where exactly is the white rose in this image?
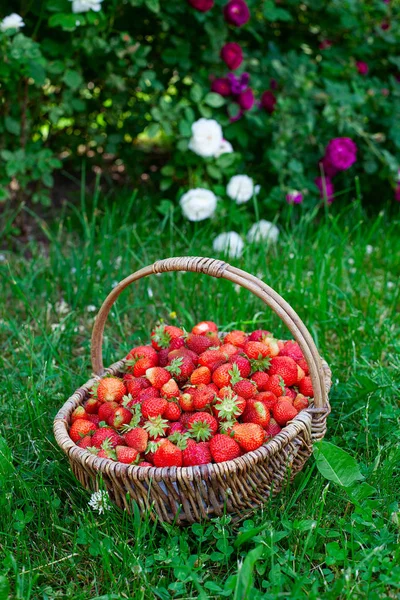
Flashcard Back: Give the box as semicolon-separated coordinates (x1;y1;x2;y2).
188;118;223;158
227;175;257;204
0;13;25;31
70;0;103;13
213;231;244;258
214;139;233;158
247;220;279;244
180;188;217;222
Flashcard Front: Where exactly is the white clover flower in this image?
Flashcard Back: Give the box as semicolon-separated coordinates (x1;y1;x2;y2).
0;13;25;31
188;118;223;158
55;299;70;315
365;245;374;255
214;139;233;158
213;231;244;258
86;304;97;312
247;220;279;244
88;490;111;514
180;188;217;222
226;175;257;204
70;0;103;13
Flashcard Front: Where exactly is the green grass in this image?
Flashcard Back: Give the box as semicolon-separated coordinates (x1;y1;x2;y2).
0;195;399;600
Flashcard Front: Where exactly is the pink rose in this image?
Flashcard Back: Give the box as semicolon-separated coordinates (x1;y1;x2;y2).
220;42;243;70
223;0;250;27
211;77;232;96
188;0;214;11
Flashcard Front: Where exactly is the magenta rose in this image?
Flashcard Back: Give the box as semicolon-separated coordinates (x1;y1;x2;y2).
223;0;250;26
220;42;243;70
324;137;357;171
261;90;277;114
356;61;369;75
286;191;303;204
319;156;338;178
237;88;254;110
188;0;214;11
315;177;335;204
319;39;332;50
211;77;232;96
228;72;249;94
395;185;400;202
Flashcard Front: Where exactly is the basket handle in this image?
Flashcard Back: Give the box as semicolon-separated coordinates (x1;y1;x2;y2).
91;256;328;409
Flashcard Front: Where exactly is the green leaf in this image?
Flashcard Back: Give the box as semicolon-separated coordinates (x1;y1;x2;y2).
4;117;20;136
0;575;10;600
190;84;203;103
145;0;160;12
263;0;292;21
346;481;376;505
48;13;85;29
0;435;14;483
233;544;264;600
313;441;364;488
206;164;221;180
204;92;225;108
63;69;83;90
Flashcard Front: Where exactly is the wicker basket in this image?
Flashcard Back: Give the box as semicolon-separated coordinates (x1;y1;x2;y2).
54;256;331;525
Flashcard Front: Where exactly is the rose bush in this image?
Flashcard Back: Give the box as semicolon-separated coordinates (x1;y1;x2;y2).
0;0;399;215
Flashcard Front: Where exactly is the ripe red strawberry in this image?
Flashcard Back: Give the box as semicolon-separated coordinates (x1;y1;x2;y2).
137;386;159;403
231;354;251;378
153;439;183;467
126;344;158;367
251;371;270;391
138;461;153;467
232;422;265;452
214;392;246;420
91;427;123;449
248;329;271;342
297;358;309;375
298;376;314;397
124;376;148;398
69;419;97;443
151;324;184;351
86;414;101;426
283;387;296;400
145;367;170;389
116;446;139;464
164;401;181;421
198;350;227;371
161;378;180;399
293;394;309;411
141;396;168;419
108;406;132;429
255;391;278;410
241;399;270;428
179;411;195;429
272;400;298;426
124;427;148;452
98;401;118;423
166;356;195;383
190;366;211;385
192;321;218;335
97;377;127;403
183;440;212;466
279;340;304;362
157;348;170;367
243;341;271;360
76;435;94;449
268;357;298;386
265;418;282;438
168;347;199;365
233;379;257;399
71;406;88;423
224;330;248;348
219;343;239;358
192;384;215;410
187;412;218;441
133;357;157;377
209;434;241;463
168;336;185;351
84;397;101;414
265;374;285;397
212;363;235;389
168;422;186;436
186;333;215;355
179;393;194;412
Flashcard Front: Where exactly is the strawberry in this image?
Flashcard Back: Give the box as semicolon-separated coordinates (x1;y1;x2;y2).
98;444;117;460
168;347;199;365
164;401;181;421
232;423;265;452
158;348;170;367
179;411;195;429
91;427;123;449
198;350;227;371
248;329;271;342
96;377;127;403
143;415;169;439
153;439;183;467
76;435;94;449
137;386;160;403
179;393;194;412
86;414;101;426
161;378;180;399
145;367;171;389
265;418;282;438
212;363;236;389
69;419;97;443
224;330;248;348
116;446;139;464
233;379;257;399
297;358;309;375
219;343;239;358
263;337;280;357
71;406;88;423
298;376;314;398
192;384;215;410
168;336;185;351
241;399;270;428
124;376;148;398
108;406;132;429
283;387;296;400
186;333;215;354
243;341;271;360
183;440;212;466
138;461;153;467
279;340;304;362
255;391;278;410
126;344;158;363
214;391;246;420
124;427;148;452
151;324;184;351
231;354;251;378
141;396;167;419
168;422;186;436
192;321;218;335
265;374;286;397
272;400;298;426
293;394;309;411
166;357;195;383
84;397;101;414
297;365;306;382
268;357;298;386
250;371;270;391
98;400;118;423
190;366;211;385
209;434;241;463
133;357;157;377
187;412;218;441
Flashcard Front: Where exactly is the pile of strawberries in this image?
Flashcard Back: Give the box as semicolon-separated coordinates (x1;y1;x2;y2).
69;321;314;467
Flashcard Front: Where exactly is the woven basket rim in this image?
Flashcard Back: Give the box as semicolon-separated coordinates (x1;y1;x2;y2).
54;356;332;480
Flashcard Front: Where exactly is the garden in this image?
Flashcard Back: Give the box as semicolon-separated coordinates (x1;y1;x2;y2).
0;1;399;599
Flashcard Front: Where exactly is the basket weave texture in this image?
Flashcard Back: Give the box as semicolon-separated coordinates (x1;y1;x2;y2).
54;257;331;525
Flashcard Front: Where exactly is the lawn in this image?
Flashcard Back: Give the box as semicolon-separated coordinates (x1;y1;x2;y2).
0;196;399;600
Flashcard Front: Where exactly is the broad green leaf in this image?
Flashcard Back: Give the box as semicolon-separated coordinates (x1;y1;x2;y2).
63;69;83;90
0;575;10;600
204;92;225;108
4;117;20;136
190;84;203;103
233;544;264;600
314;441;364;487
346;481;376;505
